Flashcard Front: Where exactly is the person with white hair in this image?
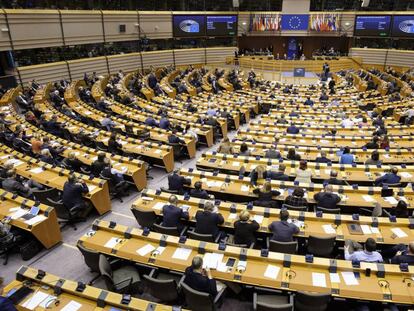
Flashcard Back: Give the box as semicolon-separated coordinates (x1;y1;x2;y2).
313;184;341;210
195;201;224;239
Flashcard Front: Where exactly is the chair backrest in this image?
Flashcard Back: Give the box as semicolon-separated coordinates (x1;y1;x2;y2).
315;206;340;214
188;230;214;242
98;254;115;291
77;241;100;273
131;207;157;228
257;300;293;311
142;275;178;302
294;291;331;311
383;183;401;188
153;223;179;236
269;240;297;254
181;282;214;311
307;235;336;257
32;187;60;203
282;204;307;212
226;241;251;249
160;187;179;194
46;198;70;219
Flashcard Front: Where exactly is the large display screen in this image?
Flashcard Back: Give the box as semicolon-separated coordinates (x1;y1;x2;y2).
206;15;237;36
354;15;391;37
173;15;206;37
391;15;414;37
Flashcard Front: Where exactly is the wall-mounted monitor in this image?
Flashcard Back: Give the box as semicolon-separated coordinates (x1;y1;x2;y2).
391;15;414;37
206;15;237;36
173;15;206;37
354;15;391;37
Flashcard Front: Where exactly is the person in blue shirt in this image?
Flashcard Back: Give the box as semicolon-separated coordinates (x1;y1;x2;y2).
159;117;170;130
286;123;299;134
339;147;355;164
304;96;314;106
144;116;158;127
0;277;17;311
374;167;401;186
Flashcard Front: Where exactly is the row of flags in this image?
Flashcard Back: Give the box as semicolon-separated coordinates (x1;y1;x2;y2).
249;13;339;32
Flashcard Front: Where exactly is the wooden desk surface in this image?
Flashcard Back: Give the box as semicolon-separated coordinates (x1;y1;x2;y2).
196;152;414;184
4;266;183;311
0;190;61;248
177;168;414;210
135;189;414;245
0;145;111;215
79;220;414;305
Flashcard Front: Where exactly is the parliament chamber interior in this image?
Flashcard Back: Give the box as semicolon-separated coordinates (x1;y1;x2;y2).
1;0;414;310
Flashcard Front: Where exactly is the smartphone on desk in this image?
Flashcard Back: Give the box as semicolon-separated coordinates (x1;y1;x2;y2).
226;257;236;267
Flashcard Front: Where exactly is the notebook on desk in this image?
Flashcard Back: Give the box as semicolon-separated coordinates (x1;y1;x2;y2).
347;223;363;235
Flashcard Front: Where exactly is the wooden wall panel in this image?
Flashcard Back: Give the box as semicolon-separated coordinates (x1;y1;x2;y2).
61;11;104;45
0;11;11;51
139;12;172;39
141;50;173;69
5;9;63;50
174;48;205;66
16;62;68;84
107;53;142;73
349;48;388;66
206;47;237;64
67;57;108;80
103;11;139;43
386;50;414;69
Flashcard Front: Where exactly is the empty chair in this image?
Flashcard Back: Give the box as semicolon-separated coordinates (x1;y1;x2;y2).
143;274;180;303
160;186;179;194
32;187;60;203
306;235;336;257
188;230;219;243
253;289;293;311
76;241;101;284
131;207;158;228
282;204;307;212
315;206;340;214
153;223;185;236
47;198;85;230
269;240;297;254
98;254;141;294
181;282;224;311
294;291;331;311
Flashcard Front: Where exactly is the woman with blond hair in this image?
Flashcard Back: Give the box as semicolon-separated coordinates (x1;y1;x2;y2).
217;137;233;154
253;180;280;208
233;210;260;246
250;165;268;185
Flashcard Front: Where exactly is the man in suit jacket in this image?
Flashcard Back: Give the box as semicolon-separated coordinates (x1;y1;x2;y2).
168;129;185;144
190;181;210;199
195;201;224;239
314;185;341;210
268;209;299;242
374;167;401;186
162;195;189;230
286;123;299;134
184;256;218;297
168;170;191;194
315;151;331;164
2;170;32;198
269;164;290;181
265;148;281;159
62;174;89;216
324;170;347;186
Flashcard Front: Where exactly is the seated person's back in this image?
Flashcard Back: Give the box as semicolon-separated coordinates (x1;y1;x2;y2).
195;201;224;238
268;209;299;242
184;256;217;297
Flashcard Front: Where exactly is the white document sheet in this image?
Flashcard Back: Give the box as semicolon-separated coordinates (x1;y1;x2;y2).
241;185;250;192
203;253;224;269
172;247;192;260
228;213;237;220
362;195;375;202
142;196;154;201
104;237;119;248
136;244;156;256
29;167;44;174
312;273;327;287
87;185;97;192
391;228;408;238
153;202;165;210
25;215;47;226
383;197;399;205
232;162;241;167
341;272;359;286
253;215;264;224
400;172;412;178
360;225;372;235
60;300;82;311
329;273;340;284
264;265;280;280
371;227;380;234
322;224;336;234
155;150;162;154
10;208;28;220
22;291;49;310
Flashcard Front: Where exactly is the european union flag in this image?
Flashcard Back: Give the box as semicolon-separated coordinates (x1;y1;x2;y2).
281;14;309;31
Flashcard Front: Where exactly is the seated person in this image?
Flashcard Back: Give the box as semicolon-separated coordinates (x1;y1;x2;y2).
145;116;158;127
195;201;224;239
101;158;127;185
168;129;185;144
344;238;383;263
0;276;17;311
184;256;218;297
365;150;381;165
364;136;380;149
62;152;84;172
315;151;331;164
284;187;307;208
62;174;90;217
159;117;170;130
390;242;414;265
286;148;301;161
265;147;281;159
91;152;107;177
238;142;251;156
39;148;58;165
190;181;210;199
250;165;269;186
100;114;117;131
108;133;123;154
389;200;409;218
2;170;33;198
286;123;299;134
294;160;312;184
324;170;347;186
217;138;233;154
168;170;191;194
270;164;290;181
161;195;189;230
268;209;299;242
339;147;355;164
233;210;259;246
314;184;341;210
374;167;401;186
253;181;280;208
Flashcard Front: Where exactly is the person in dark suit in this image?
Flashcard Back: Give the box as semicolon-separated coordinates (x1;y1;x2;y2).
391;242;414;265
364;136;380;149
61;152;84;172
304;97;314;106
286;148;301;161
184;256;218;297
2;170;32;198
270;164;290;181
159;117;170;130
252;181;280;208
62;174;90;217
0;277;17;311
268;209;299;242
91;152;107;177
168;170;191;194
315;151;331;164
286;123;299;134
108;133;123;154
144;116;158;127
195;201;224;239
233;210;259;246
314;185;341;210
374;167;401;186
161;195;189;230
324;170;347;186
190;181;210;199
168;129;185;144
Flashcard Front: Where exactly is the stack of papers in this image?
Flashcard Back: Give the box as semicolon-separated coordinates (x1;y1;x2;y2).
136;244;155;256
362;195;376;203
312;272;327;287
341;272;359;285
264;265;280;280
253;215;264;224
202;253;224;269
87;185;97;192
25;215;46;226
61;300;82;311
172;247;192;261
29;167;44;174
391;228;408;238
104;237;120;248
360;225;372;235
21;291;49;310
241;185;250;192
383;197;399;205
153;202;165;210
10;208;28;220
400;172;412;178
